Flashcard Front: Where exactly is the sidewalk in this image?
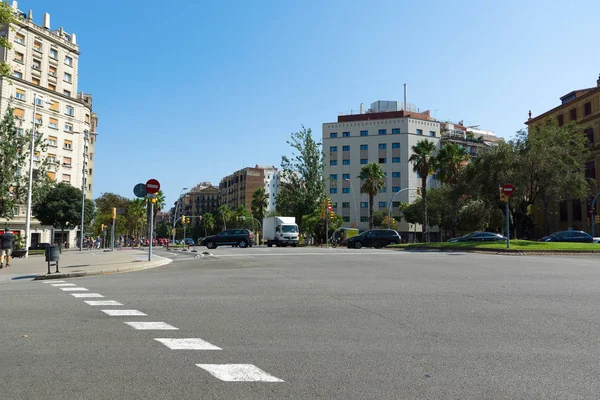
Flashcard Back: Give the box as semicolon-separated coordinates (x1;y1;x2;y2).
0;248;173;282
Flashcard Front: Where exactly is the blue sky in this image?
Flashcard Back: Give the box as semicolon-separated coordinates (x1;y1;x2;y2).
20;0;600;208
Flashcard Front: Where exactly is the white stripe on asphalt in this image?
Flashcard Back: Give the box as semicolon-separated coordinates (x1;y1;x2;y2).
154;338;222;350
61;287;89;291
215;251;393;257
124;322;178;330
102;309;147;316
196;364;284;382
51;283;76;287
71;293;104;298
84;300;123;306
43;280;66;283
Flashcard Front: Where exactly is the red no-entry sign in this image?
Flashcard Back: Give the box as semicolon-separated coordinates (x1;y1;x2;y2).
502;183;514;197
146;179;160;194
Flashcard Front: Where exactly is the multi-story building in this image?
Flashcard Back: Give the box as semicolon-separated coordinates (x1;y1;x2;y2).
440;121;499;158
526;74;600;235
323;104;441;240
188;184;220;228
259;165;280;213
0;3;98;247
219;166;265;210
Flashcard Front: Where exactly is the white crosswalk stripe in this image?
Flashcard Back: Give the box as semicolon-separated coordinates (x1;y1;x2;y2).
71;293;104;298
51;283;76;287
43;280;66;283
84;300;123;306
102;309;146;316
124;322;178;330
196;364;284;382
154;338;221;350
61;287;89;291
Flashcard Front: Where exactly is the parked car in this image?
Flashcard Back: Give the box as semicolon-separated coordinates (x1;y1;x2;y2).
447;232;506;243
347;229;401;249
28;242;51;250
183;238;195;246
538;230;593;243
200;229;254;249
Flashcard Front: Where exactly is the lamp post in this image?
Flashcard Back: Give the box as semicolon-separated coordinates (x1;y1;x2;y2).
171;187;188;243
79;131;89;251
344;178;359;229
387;188;420;229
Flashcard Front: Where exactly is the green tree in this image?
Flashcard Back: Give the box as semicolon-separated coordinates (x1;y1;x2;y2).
434;143;469;237
301;207;343;245
234;204;251;228
93;193;129;237
0;4;15;77
217;205;231;230
358;162;385;229
277;126;325;231
251;187;269;224
202;212;216;236
409;140;437;242
125;199;146;244
372;210;387;228
156;221;172;239
152;190;166;232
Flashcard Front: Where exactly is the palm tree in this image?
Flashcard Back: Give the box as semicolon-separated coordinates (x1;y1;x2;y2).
234;204;250;227
358;162;386;229
152;190;166;231
251;187;269;224
202;213;215;236
435;143;469;186
218;205;231;230
409;140;437;242
126;199;146;246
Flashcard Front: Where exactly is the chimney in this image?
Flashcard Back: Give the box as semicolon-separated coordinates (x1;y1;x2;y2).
11;1;17;9
71;33;77;44
360;103;364;114
27;9;32;21
59;27;64;38
43;12;50;29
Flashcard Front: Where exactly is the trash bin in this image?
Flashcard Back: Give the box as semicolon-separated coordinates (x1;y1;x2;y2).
45;245;60;262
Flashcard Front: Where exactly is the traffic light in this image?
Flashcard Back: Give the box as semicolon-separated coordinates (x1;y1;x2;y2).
596;215;600;224
111;207;116;219
498;186;508;202
328;210;335;222
181;215;185;224
186;217;190;224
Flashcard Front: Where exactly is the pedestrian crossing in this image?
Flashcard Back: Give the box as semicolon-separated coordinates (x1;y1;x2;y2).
42;279;284;383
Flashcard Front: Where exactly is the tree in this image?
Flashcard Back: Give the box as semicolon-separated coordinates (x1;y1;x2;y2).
94;193;129;238
152;190;165;232
372;210;387;228
409;140;437;242
358;162;385;229
234;205;251;228
202;213;216;236
301;207;343;245
0;4;15;77
277;126;325;231
217;205;231;230
251;187;269;224
33;183;94;246
125;199;146;244
156;221;171;239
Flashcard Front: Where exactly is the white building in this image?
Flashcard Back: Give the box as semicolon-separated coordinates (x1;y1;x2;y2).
323;104;440;241
259;165;279;213
0;2;98;248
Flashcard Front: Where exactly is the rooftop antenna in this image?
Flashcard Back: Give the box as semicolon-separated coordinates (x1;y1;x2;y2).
403;83;407;111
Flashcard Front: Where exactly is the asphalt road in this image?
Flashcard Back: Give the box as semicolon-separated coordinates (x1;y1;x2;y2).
2;247;600;399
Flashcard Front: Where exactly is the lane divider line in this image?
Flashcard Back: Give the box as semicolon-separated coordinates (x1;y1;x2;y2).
84;300;123;306
154;338;222;350
51;283;76;287
101;309;147;316
71;293;104;298
124;322;179;330
61;287;89;291
196;364;284;382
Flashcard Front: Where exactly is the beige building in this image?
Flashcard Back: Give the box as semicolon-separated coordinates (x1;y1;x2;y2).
0;2;98;247
219;167;266;211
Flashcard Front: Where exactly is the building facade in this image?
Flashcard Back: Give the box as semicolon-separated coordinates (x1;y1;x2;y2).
219;167;265;211
188;185;220;228
440;122;499;158
526;74;600;236
0;3;97;247
323;105;440;240
259;165;279;213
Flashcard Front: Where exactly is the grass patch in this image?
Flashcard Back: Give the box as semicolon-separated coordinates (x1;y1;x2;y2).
390;240;600;251
29;250;45;255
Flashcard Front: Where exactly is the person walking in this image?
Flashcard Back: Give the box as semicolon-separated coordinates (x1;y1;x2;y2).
0;228;15;268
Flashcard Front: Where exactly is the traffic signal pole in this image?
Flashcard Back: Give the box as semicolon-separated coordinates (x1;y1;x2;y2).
506;198;510;249
149;201;154;261
591;192;600;238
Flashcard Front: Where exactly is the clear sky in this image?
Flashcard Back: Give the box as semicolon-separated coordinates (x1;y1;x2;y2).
20;0;600;208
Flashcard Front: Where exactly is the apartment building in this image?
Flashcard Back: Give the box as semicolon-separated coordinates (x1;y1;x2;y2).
188;185;220;228
526;74;600;236
323;104;440;240
259;165;280;213
0;2;98;247
219;166;265;210
440;121;499;158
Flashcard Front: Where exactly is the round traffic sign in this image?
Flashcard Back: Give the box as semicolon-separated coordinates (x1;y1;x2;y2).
133;183;147;198
146;179;161;194
502;183;514;196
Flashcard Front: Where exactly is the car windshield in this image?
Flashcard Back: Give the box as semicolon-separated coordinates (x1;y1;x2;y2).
281;225;298;233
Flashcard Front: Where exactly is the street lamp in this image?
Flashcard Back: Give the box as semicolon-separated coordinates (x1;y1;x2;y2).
171;187;188;243
79;131;89;251
387;188;420;229
344;178;359;229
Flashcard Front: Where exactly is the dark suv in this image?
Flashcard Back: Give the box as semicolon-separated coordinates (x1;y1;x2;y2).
347;229;401;249
201;229;254;249
538;230;593;243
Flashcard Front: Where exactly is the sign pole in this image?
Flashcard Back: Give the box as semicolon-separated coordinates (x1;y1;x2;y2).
506;198;510;249
111;219;115;251
183;223;187;246
149;200;153;261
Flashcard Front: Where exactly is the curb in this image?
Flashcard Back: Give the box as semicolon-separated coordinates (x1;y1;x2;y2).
388;247;600;256
33;256;173;280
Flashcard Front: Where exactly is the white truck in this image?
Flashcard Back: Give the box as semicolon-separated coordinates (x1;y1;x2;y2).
263;216;300;247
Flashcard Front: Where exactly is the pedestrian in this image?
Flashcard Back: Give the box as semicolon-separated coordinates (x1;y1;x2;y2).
0;228;15;268
96;236;101;249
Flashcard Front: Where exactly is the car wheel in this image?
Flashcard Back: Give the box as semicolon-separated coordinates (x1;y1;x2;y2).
238;240;248;248
354;241;362;249
267;243;273;247
206;241;216;249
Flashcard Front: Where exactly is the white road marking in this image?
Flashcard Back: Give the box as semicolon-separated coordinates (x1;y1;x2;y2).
154;338;222;350
51;283;76;287
84;300;123;306
71;293;104;298
102;309;147;316
61;287;89;291
43;280;66;283
215;251;393;257
124;322;178;330
196;364;284;382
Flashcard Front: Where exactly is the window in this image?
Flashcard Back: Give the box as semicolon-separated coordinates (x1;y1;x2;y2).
48;136;57;146
32;59;41;70
65;56;73;66
64;90;71;97
342;216;350;222
15;33;24;45
47;153;57;164
33;41;42;52
330;132;338;138
342;202;350;208
47;171;55;181
360;216;369;222
381;187;387;193
392;128;400;134
49;48;58;59
392;157;401;163
360;144;368;150
15;128;23;136
342;159;350;165
557;114;564;126
330;160;337;166
33;152;40;161
342;131;350;137
360;159;368;164
330;174;338;180
392;187;401;192
584;128;594;144
584;102;592;116
416;129;423;135
65;105;74;116
379;143;387;149
392;172;401;178
89;153;93;161
378;129;387;135
49;65;57;77
63;157;72;167
379;201;387;208
429;131;435;137
330;146;338;152
342;188;350;194
62;174;71;183
342;145;350;151
35;97;44;106
15;88;25;101
87;184;92;191
64;123;73;132
379;158;387;164
392;201;401;208
13;108;24;119
332;202;337;208
64;72;72;83
35;114;42;124
360;130;368;136
32;77;40;85
14;51;24;63
88;168;92;175
63;139;72;150
586;161;596;180
48;83;56;91
13;71;22;79
50;100;59;111
570;108;577;121
49;118;58;129
360;202;368;208
342;173;350;180
330;188;337;194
